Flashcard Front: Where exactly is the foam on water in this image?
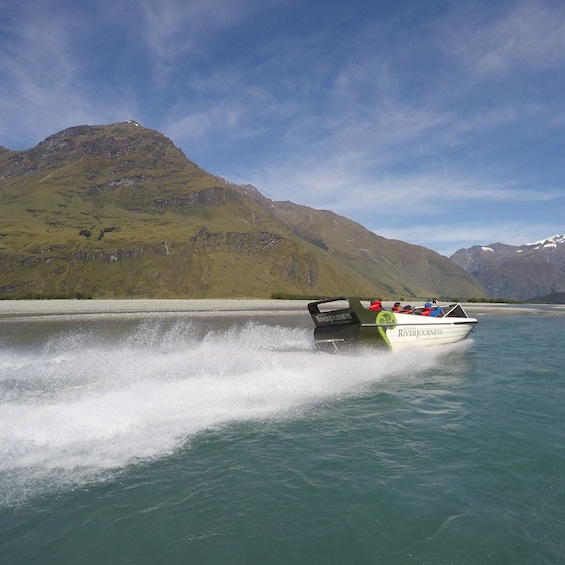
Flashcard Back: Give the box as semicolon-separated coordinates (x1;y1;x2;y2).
0;320;467;505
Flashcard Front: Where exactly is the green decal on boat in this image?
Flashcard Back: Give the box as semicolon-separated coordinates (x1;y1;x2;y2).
376;310;397;350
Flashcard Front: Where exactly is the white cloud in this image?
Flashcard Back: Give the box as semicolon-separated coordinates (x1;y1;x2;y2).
245;148;563;217
374;220;565;257
0;2;142;146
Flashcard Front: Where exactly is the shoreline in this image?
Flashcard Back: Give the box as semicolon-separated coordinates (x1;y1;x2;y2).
1;299;564;321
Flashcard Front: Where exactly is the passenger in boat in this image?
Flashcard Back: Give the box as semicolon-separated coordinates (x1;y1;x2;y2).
420;300;442;316
420;302;433;316
402;305;413;314
391;302;402;312
429;298;442;317
368;299;383;311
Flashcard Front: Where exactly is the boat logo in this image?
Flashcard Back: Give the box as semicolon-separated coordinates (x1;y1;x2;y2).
314;312;353;325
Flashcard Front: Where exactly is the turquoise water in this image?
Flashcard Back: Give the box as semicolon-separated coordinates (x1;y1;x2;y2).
1;309;564;564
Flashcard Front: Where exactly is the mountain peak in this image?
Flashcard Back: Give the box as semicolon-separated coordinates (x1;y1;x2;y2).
525;234;565;249
452;234;565;300
1;122;185;179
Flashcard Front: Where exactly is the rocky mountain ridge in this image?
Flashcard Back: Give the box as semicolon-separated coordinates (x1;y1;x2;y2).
0;121;485;299
450;235;565;300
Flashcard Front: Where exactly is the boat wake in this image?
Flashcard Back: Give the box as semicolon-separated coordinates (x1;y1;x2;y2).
0;319;470;506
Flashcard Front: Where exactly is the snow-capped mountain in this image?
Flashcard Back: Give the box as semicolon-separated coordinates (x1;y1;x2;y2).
524;234;565;250
450;235;565;301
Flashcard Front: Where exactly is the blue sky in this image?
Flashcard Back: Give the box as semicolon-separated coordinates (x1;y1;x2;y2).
1;0;564;256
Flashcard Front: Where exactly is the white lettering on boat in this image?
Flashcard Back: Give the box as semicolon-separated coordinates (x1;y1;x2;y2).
315;312;353;324
397;328;443;339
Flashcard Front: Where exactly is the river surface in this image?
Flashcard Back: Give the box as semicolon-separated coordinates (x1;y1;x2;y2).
1;301;564;564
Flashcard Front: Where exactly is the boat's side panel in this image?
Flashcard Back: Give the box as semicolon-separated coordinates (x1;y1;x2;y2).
385;321;476;352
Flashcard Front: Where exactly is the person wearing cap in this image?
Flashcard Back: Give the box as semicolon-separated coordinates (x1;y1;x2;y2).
402;305;413;314
391;302;402;312
420;301;433;316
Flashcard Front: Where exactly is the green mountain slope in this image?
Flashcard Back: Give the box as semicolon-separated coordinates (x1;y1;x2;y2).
269;201;483;299
0;121;486;299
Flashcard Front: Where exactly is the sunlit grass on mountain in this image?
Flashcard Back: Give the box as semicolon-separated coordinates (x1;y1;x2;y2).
0;121;486;300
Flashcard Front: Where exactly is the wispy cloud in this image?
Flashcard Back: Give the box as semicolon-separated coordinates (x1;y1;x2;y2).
250;159;563;215
375;220;565;257
0;2;140;146
442;0;565;76
139;0;241;63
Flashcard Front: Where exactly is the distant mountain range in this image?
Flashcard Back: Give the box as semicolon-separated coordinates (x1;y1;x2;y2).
450;235;565;301
0;120;559;302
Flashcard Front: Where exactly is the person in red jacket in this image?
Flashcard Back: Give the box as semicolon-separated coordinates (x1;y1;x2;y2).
420;302;433;316
368;299;383;311
391;302;402;312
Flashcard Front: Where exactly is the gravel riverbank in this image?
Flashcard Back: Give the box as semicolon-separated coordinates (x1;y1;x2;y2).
1;299;564;321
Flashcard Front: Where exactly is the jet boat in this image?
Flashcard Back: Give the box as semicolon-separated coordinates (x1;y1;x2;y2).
308;297;477;353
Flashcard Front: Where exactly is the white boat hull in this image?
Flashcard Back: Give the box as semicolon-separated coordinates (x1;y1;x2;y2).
379;313;477;352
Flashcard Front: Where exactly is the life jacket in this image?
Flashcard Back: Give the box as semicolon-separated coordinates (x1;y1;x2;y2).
369;301;382;311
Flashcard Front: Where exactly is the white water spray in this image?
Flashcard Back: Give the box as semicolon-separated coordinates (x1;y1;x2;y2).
0;319;466;505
